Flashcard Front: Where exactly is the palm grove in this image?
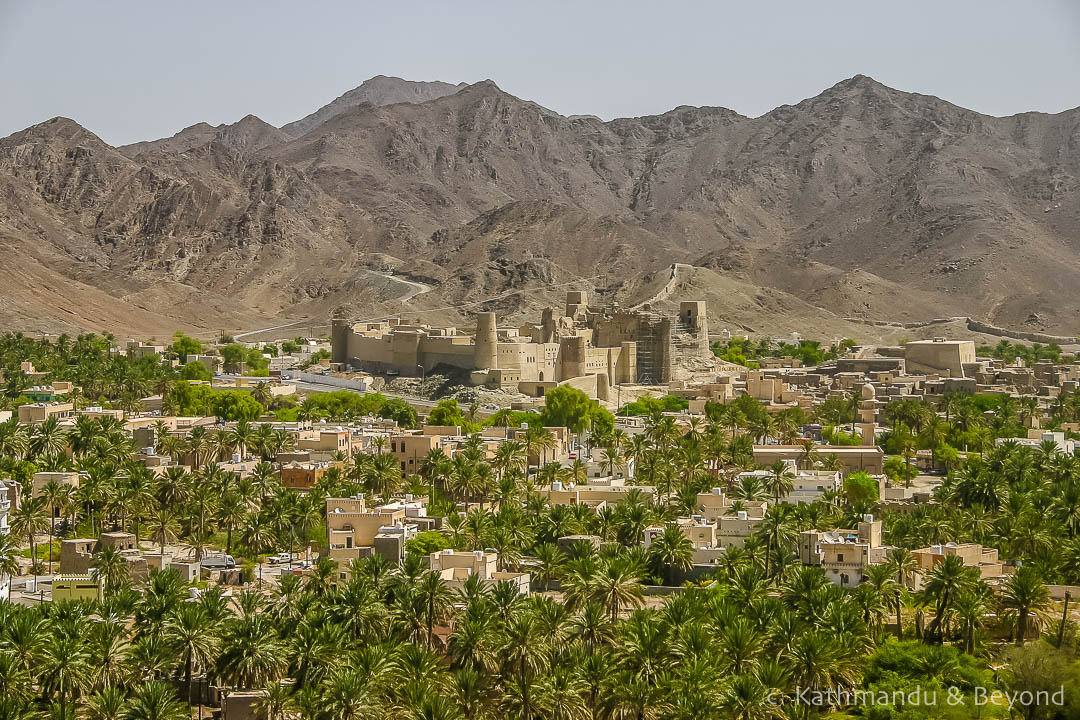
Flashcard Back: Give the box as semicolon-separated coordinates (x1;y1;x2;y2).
2;333;1080;719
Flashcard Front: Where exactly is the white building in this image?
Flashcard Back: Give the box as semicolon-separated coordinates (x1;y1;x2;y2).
737;460;842;505
996;431;1076;456
0;484;10;600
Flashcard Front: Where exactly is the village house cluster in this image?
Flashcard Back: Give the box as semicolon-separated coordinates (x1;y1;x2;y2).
2;320;1080;604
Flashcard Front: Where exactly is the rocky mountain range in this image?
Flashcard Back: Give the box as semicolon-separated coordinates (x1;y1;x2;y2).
0;74;1077;339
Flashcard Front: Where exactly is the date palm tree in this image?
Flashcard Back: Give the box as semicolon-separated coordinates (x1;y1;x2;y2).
537;665;588;720
921;555;975;643
86;687;126;720
416;570;455;650
257;682;295;720
166;603;218;705
951;586;990;654
240;514;271;585
886;547;918;637
364;453;401;502
0;532;21;587
647;524;693;586
522;426;556;481
217;492;247;555
146;505;180;556
229;420;256;459
501;611;548;720
120;681;189;720
123;465;156;545
758;504;798;580
30;416;68;457
1000;566;1051;645
593;557;644;622
0;416;29;458
40;632;92;720
721;672;785;720
863;563;901;636
797;439;820;471
785;631;857;716
322;668;380;720
92;546;129;599
10;496;48;578
40;479;67;571
217;614;286;689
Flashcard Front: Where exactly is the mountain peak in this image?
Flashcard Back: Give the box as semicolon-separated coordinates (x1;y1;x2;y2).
214;115;289;153
1;116;111;150
281;76;466;138
119;115;286;157
466;79;501;91
822;74;896;96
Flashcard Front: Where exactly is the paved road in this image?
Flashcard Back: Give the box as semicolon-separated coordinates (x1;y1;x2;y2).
364;269;433;302
233;320;315;341
228;272;428;342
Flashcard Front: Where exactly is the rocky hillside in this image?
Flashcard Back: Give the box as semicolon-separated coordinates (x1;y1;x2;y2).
0;75;1076;338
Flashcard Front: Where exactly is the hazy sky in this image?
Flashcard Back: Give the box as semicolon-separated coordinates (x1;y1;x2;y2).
2;0;1078;146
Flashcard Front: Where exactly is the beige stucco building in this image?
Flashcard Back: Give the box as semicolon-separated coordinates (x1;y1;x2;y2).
910;542;1004;588
325;496;410;567
904;339;976;377
428;549;530;595
799;515;888;587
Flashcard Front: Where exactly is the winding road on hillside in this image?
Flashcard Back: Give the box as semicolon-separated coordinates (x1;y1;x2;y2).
231;271;433;341
364;269;433;302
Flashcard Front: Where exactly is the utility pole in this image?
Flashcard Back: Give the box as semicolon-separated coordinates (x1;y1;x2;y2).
1059;591;1071;648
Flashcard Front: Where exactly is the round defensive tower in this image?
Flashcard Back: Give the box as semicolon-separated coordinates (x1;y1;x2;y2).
473;312;498;370
331;312;351;365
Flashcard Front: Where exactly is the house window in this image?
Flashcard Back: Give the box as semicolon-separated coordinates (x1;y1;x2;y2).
837;553;844;562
